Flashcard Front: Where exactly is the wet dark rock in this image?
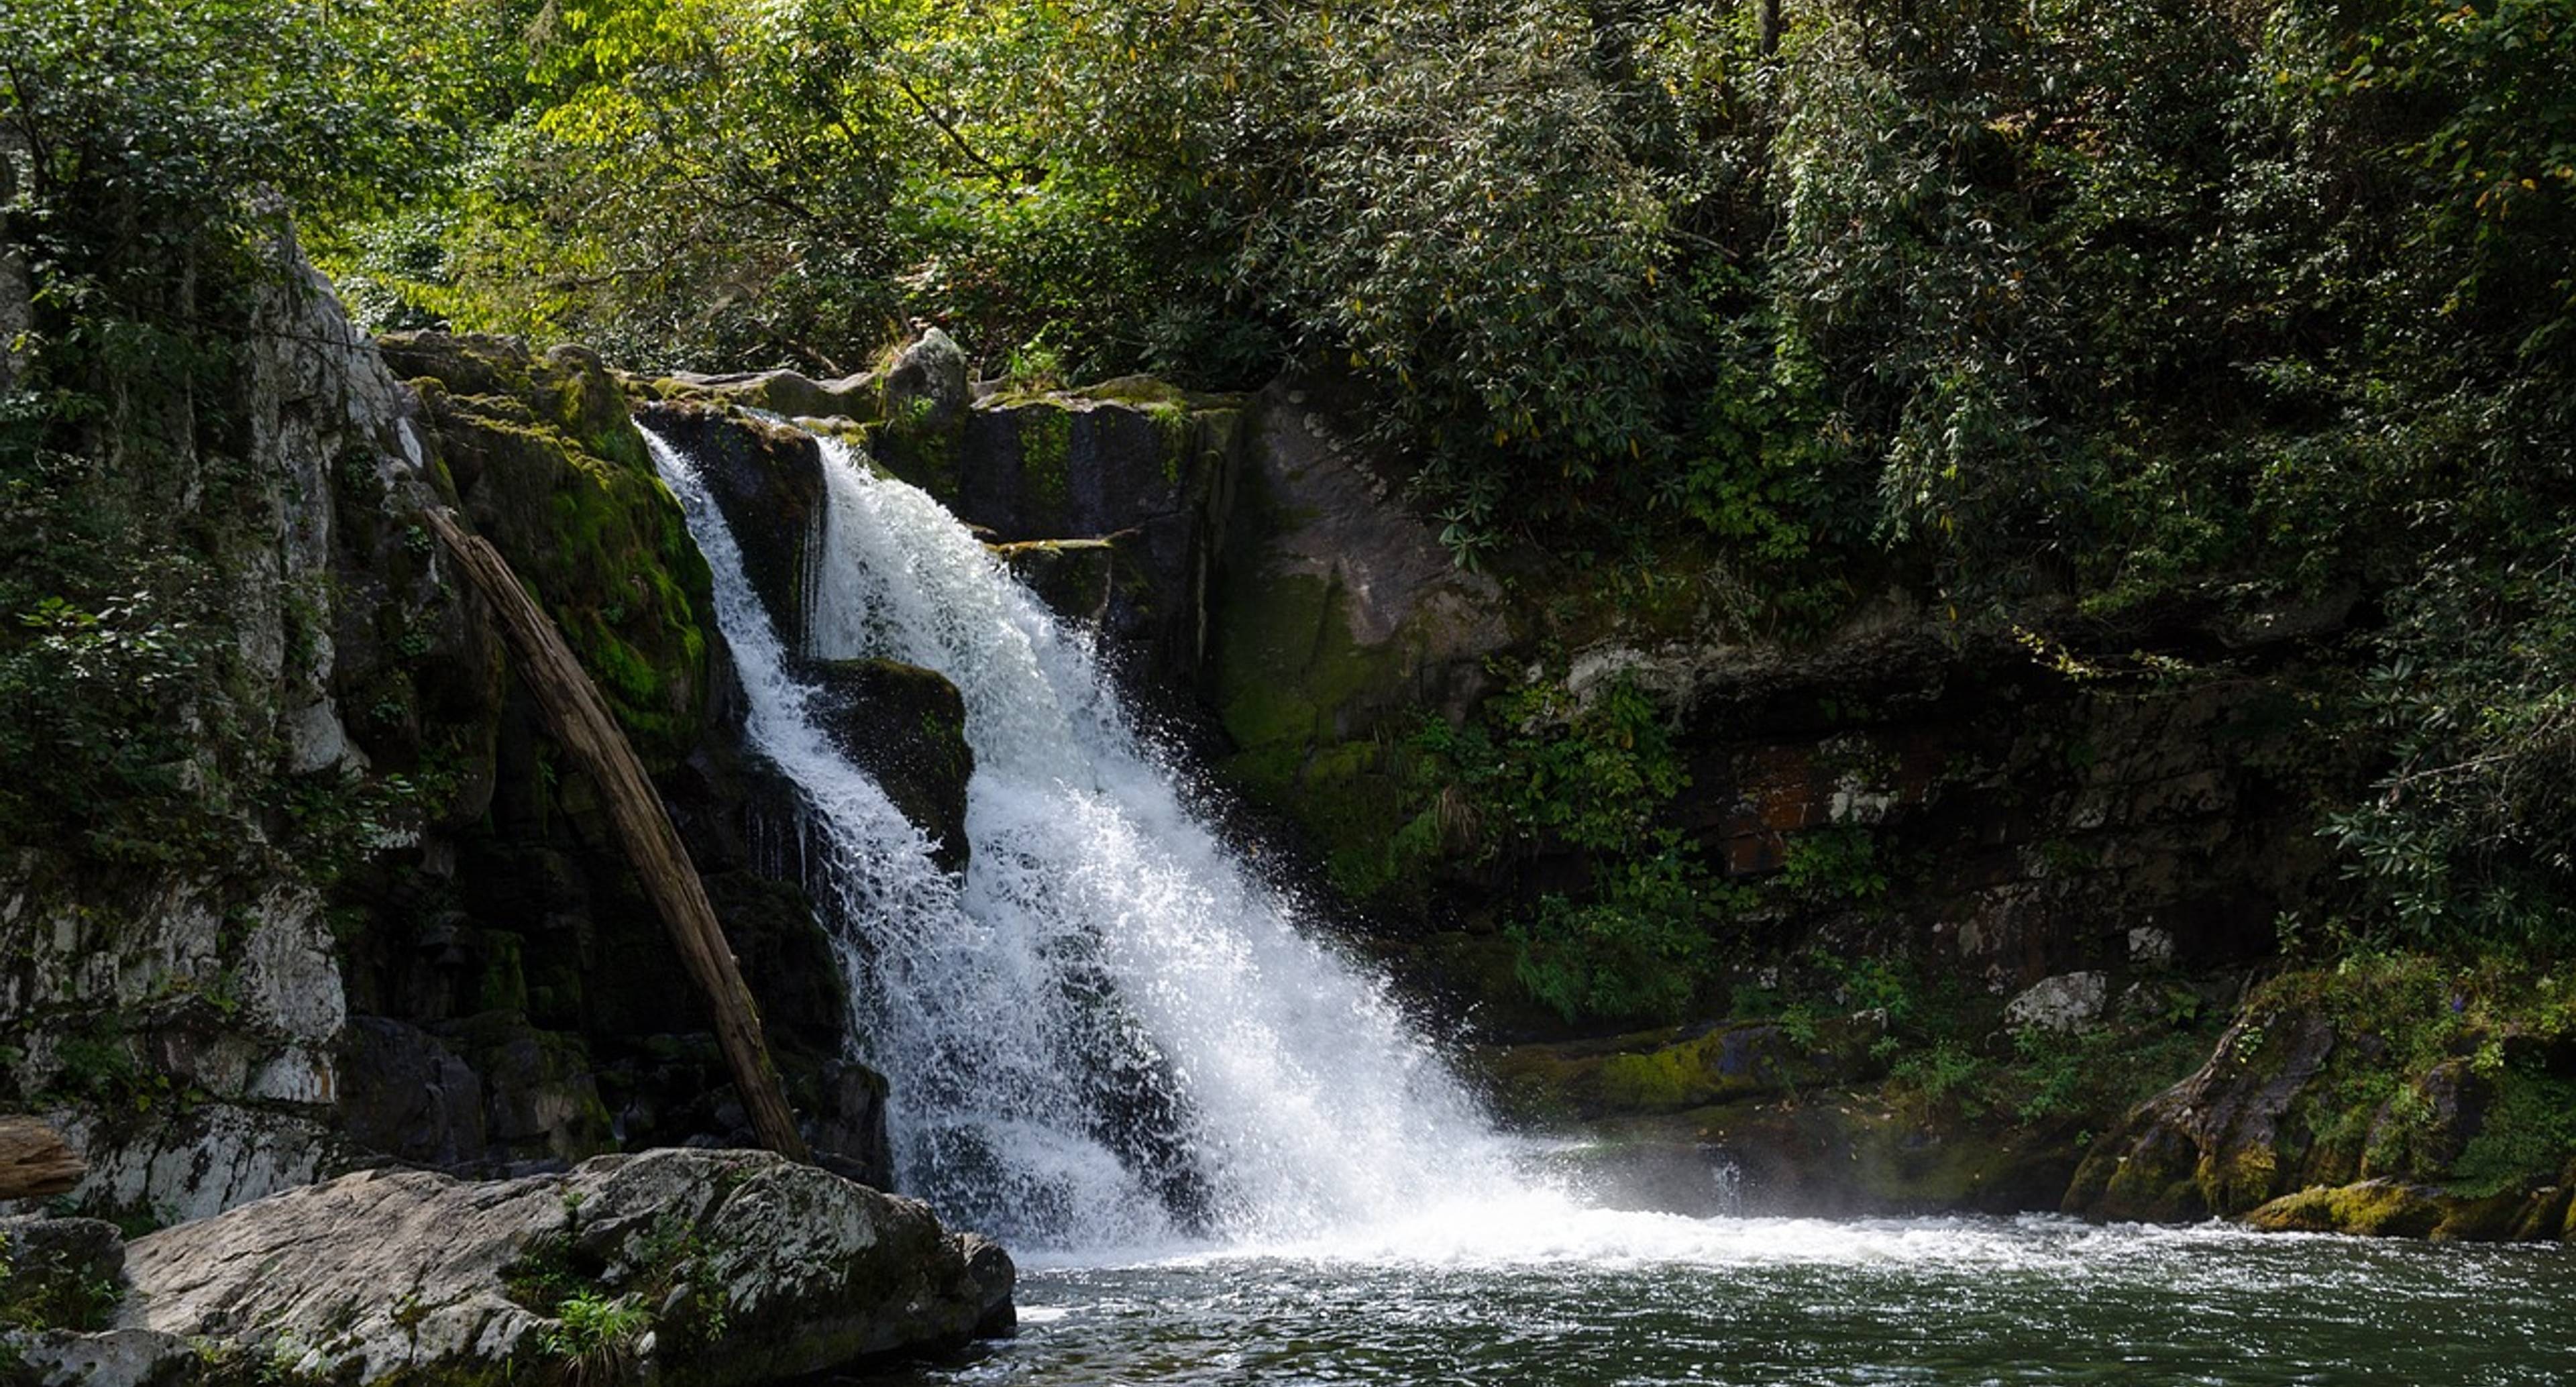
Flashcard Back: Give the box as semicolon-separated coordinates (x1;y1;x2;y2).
873;382;1246;690
339;1016;487;1165
636;400;828;649
806;658;975;875
806;1058;897;1191
994;538;1118;628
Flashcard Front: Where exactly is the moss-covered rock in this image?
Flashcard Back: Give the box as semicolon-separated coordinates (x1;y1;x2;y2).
1485;1015;1887;1122
2063;996;2337;1221
384;333;712;769
2245;1179;2451;1238
2066;959;2576;1239
643;366;888;424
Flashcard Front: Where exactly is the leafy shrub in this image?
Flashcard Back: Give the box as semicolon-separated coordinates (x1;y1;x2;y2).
538;1291;652;1384
1511;835;1743;1023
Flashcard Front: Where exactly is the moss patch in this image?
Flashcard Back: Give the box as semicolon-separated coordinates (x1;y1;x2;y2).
390;334;714;768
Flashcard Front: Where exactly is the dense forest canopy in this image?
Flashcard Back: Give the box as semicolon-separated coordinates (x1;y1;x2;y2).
4;0;2574;970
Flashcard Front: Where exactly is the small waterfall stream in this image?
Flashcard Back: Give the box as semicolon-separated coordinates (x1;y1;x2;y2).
643;427;1516;1251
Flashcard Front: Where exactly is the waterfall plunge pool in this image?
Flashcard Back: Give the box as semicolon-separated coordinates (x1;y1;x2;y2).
861;1211;2574;1386
641;421;2573;1385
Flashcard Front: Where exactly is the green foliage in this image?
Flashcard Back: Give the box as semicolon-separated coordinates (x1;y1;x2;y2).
537;1291;652;1384
2326;546;2576;946
504;1207;733;1374
1421;675;1688;856
1511;834;1739;1023
0;1229;123;1341
1417;675;1736;1022
1777;826;1888;905
2449;1064;2576;1199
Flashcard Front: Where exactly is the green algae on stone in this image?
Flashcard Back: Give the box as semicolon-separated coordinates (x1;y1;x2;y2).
385;333;714;769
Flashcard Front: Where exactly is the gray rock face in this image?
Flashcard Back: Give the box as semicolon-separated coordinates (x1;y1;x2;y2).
0;216;441;1225
338;1016;488;1166
880;327;969;429
2004;971;2108;1033
806;1058;898;1192
658;368;884;423
107;1148;1011;1385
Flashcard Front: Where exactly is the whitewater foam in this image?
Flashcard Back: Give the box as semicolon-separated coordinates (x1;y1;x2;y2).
646;425;1527;1251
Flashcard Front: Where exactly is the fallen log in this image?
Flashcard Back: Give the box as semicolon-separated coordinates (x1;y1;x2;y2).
425;506;811;1162
0;1115;84;1199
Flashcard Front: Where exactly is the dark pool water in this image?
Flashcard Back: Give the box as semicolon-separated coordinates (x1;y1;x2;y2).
863;1211;2575;1386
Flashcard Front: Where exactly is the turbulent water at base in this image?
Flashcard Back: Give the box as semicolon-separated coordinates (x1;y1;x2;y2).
865;1215;2576;1386
645;428;1517;1250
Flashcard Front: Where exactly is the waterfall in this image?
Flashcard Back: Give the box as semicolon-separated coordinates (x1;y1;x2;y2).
643;427;1517;1251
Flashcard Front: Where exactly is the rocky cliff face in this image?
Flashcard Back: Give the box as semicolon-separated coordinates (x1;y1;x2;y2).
1;249;888;1226
1;223;426;1221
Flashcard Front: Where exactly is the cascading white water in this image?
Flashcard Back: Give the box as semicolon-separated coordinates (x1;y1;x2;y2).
645;426;1522;1251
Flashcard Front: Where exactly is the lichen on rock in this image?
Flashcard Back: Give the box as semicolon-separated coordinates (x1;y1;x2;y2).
15;1149;1010;1386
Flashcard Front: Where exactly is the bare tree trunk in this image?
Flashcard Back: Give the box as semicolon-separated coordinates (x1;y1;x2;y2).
425;508;812;1162
1760;0;1782;56
0;1116;85;1200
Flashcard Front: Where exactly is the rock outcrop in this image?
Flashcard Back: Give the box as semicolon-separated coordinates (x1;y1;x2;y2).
808;659;975;875
2065;968;2576;1240
5;245;890;1224
13;1148;1011;1386
0;219;425;1222
651;354;1250;696
633;402;828;650
1207;380;1515;900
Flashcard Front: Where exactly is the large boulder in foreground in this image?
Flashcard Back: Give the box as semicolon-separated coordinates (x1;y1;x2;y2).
32;1148;1010;1386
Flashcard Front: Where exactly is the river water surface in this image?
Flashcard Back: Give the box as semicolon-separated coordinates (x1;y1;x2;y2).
869;1211;2573;1386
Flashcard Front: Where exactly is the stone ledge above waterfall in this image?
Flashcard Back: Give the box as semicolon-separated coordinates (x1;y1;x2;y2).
636;347;1249;695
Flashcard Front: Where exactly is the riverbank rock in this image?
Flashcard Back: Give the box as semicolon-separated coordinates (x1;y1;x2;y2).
2063;998;2339;1221
2065;962;2576;1239
2241;1178;2536;1241
74;1148;1009;1386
